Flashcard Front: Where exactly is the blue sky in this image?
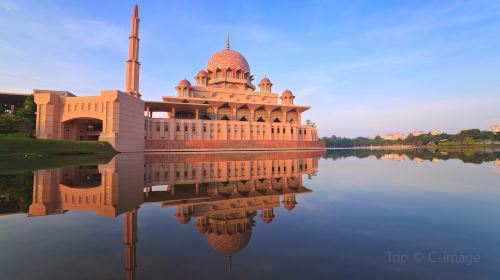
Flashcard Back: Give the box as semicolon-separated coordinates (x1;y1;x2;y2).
1;0;499;137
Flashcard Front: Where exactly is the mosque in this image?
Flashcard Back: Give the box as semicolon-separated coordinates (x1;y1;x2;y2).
33;4;324;152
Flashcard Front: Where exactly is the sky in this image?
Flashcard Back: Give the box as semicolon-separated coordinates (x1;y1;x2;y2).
0;0;499;137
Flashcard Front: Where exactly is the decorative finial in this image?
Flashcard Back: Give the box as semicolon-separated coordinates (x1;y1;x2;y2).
226;32;230;49
133;4;138;18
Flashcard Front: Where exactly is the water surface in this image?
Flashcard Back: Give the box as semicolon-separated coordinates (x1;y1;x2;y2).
0;149;499;280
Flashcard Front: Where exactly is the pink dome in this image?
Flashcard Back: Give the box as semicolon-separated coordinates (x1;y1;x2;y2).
284;201;296;211
261;216;273;224
196;70;208;77
282;89;293;97
207;49;250;73
176;215;191;224
260;77;271;84
196;224;208;233
178;79;191;87
205;231;251;255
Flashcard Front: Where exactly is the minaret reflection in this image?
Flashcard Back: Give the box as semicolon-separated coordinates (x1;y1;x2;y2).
124;209;138;280
27;150;324;276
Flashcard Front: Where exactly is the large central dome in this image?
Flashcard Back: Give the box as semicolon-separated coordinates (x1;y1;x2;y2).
205;231;252;255
206;49;250;73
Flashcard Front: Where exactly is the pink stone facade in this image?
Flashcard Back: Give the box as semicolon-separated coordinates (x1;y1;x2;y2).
34;89;145;152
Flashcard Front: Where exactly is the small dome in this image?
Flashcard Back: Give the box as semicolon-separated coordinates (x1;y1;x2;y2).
207;49;250;73
282;89;293;97
176;215;191;224
196;224;208;233
196;70;208;77
283;201;296;211
205;231;252;255
260;77;271;84
178;79;191;87
261;216;274;224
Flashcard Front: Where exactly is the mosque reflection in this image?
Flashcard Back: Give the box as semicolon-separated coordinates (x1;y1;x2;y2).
27;151;324;279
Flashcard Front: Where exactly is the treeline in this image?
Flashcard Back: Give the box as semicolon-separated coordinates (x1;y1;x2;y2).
322;129;500;147
323;148;500;165
0;95;36;136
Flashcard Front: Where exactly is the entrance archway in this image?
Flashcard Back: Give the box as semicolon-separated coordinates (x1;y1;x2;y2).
63;118;103;141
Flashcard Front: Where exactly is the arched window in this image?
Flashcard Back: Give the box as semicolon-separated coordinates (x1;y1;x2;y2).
236;106;250;121
226;69;232;78
218;105;233;120
254;108;269;122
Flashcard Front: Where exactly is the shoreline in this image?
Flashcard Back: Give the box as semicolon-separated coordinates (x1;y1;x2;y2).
326;144;500;150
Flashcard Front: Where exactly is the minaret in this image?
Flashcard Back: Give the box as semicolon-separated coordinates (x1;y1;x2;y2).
125;4;141;98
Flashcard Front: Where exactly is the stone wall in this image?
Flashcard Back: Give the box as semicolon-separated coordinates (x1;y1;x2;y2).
145;117;319;142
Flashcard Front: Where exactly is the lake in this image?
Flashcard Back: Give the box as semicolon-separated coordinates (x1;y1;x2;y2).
1;149;499;280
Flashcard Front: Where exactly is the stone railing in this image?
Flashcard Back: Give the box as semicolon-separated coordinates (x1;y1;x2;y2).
145;139;325;151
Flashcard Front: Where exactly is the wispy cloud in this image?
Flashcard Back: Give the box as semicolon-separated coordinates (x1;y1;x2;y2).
62;19;127;49
0;0;18;12
363;1;500;41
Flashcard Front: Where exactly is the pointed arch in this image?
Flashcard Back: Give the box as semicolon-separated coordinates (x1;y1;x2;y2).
254;107;269;122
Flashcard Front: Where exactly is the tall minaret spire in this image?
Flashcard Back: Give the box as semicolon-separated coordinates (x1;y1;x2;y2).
226;32;230;49
125;4;141;98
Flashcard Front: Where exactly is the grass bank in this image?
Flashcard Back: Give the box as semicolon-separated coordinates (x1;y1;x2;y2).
0;153;115;175
0;135;117;174
0;135;116;157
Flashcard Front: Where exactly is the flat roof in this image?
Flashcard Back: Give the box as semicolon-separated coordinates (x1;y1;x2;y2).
144;100;210;112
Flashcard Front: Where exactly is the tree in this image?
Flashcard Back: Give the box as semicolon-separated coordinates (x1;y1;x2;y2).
305;119;316;128
16;95;37;137
0;114;21;136
462;136;475;145
0;104;7;115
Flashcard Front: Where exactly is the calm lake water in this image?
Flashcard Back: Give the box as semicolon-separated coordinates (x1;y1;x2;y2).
1;149;499;280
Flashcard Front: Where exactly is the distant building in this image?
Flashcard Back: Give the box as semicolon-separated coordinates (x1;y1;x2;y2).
414;157;425;163
382;133;405;141
381;154;406;161
412;130;424;137
491;124;500;133
429;130;440;136
0;92;29;114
